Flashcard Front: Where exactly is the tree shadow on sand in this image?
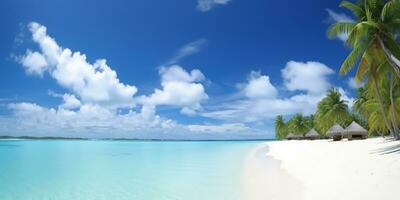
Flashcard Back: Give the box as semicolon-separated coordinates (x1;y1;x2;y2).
371;138;400;155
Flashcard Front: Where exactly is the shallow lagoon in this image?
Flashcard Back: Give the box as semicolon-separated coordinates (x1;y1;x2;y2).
0;140;263;200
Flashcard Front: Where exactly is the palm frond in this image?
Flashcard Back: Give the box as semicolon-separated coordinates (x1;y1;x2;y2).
327;22;356;39
340;1;365;19
381;0;400;22
381;34;400;62
339;39;371;75
346;21;377;46
365;4;373;22
366;0;378;13
380;34;400;77
355;57;370;81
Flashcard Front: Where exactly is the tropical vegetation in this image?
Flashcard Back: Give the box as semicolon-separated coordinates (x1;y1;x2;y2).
275;89;354;138
275;0;400;140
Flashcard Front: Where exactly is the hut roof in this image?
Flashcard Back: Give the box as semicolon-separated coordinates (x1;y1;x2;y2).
286;133;303;139
286;133;296;139
326;124;344;137
305;129;320;138
344;121;367;135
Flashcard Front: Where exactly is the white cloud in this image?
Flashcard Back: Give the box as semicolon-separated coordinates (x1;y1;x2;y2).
347;77;364;89
241;71;277;99
203;89;353;123
61;94;82;109
139;65;208;115
20;22;137;108
159;65;205;83
337;87;355;107
326;8;354;23
167;39;207;65
5;22;279;138
197;0;231;12
202;95;322;122
6;22;356;139
9;102;46;115
282;61;334;95
202;61;352;123
187;123;249;133
326;8;354;42
5;102;176;137
2;102;262;138
6;22;219;138
20;50;48;76
48;91;82;109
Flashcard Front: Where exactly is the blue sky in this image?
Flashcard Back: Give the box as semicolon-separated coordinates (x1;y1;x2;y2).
0;0;361;139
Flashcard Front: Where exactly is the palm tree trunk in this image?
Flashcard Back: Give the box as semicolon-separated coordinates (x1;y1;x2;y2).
389;75;400;140
371;76;394;137
378;37;400;79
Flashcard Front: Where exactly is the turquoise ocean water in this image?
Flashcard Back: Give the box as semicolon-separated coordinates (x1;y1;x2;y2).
0;140;263;200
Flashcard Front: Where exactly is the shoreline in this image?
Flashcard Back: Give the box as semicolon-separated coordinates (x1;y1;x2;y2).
0;136;274;142
242;143;303;200
263;138;400;200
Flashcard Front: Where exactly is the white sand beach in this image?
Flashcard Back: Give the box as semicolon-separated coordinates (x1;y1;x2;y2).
244;138;400;200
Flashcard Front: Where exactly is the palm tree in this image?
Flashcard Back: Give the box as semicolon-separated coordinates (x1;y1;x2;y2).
315;88;351;134
327;0;400;139
353;87;369;115
328;0;400;78
353;78;400;137
288;113;309;136
304;115;315;130
275;115;286;140
353;87;385;135
389;74;400;137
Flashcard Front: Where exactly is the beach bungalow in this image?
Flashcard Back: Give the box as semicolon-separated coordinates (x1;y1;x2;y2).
326;124;344;141
286;133;303;140
286;133;296;140
344;121;368;140
305;129;320;140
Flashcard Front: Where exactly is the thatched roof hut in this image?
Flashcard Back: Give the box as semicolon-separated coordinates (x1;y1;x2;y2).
286;133;296;140
326;124;344;141
305;129;320;140
286;133;303;140
344;121;368;140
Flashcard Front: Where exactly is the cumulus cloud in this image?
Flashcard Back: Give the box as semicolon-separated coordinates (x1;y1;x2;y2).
20;50;48;76
326;8;354;42
2;102;261;138
19;22;137;108
167;39;207;65
4;102;176;137
5;22;229;138
202;61;352;122
203;88;352;123
48;91;82;109
5;21;355;139
60;94;82;109
240;71;277;99
282;61;334;95
139;65;208;115
2;21;278;139
202;95;323;122
197;0;231;12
